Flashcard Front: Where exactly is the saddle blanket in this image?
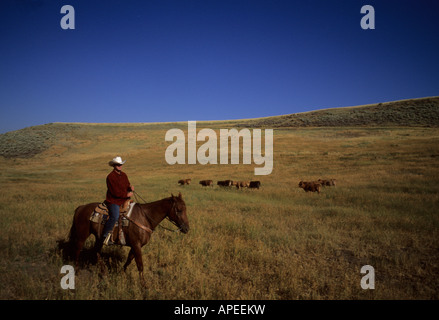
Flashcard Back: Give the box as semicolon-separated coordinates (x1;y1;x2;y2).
90;201;135;227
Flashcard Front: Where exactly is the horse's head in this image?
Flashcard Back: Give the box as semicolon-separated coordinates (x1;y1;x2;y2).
168;192;189;234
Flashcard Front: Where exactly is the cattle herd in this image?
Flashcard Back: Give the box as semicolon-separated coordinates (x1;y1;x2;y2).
178;178;336;193
178;179;261;189
298;179;336;193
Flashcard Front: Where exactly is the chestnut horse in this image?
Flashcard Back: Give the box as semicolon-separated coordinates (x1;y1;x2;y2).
66;192;189;285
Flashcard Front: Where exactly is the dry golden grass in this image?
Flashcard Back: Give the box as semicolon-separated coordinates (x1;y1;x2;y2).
0;122;438;299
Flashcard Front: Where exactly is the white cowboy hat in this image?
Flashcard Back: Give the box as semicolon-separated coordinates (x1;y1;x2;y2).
108;156;126;166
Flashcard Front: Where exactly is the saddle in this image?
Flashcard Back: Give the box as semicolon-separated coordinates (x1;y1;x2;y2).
89;199;135;245
93;199;132;215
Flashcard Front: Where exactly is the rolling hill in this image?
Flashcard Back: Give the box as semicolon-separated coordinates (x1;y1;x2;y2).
1;96;438;159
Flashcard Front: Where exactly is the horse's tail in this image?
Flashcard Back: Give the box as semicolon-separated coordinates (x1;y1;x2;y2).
67;217;77;245
67;205;83;244
57;205;83;260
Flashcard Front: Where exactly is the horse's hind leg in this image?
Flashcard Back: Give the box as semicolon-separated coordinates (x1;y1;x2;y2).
91;235;108;275
73;239;86;270
93;235;104;257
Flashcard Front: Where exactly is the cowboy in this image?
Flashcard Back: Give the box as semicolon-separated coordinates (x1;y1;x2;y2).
103;156;134;245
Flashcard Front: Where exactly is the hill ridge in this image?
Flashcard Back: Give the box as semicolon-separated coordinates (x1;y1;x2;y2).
235;96;439;128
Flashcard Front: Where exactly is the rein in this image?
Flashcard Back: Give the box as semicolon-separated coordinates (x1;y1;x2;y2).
133;191;182;233
121;213;153;233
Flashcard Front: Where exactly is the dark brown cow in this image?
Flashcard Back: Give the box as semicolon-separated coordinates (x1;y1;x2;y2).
217;180;232;187
299;181;321;193
199;180;213;187
178;179;192;185
318;179;336;187
249;181;261;189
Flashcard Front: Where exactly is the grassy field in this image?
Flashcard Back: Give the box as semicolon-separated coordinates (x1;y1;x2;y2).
1;100;439;300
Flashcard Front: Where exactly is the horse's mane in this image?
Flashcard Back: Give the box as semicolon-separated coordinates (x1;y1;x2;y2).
137;196;175;208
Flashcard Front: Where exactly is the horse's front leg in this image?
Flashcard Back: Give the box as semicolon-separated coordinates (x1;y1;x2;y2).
132;244;145;286
123;248;135;271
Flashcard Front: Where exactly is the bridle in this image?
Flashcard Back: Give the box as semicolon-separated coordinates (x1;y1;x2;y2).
132;191;183;233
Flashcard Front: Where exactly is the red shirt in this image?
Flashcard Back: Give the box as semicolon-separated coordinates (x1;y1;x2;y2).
106;169;132;206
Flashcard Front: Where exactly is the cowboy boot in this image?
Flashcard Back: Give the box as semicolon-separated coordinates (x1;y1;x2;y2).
103;232;113;245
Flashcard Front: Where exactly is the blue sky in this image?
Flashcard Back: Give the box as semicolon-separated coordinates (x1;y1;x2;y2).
0;0;438;133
